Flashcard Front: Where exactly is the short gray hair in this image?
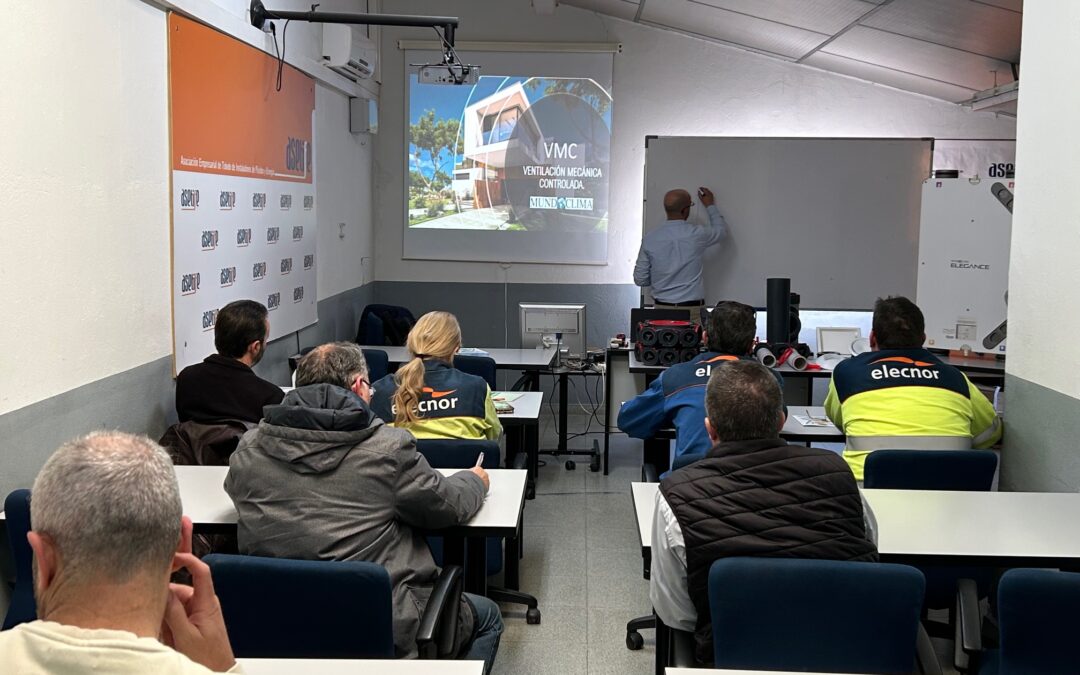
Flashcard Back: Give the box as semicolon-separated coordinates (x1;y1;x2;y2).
705;360;783;441
296;341;369;389
31;431;182;583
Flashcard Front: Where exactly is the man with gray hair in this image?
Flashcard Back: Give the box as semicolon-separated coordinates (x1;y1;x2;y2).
0;431;237;673
225;341;503;673
650;360;878;666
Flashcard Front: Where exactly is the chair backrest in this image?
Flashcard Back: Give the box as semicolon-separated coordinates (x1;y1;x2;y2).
863;449;998;490
204;554;395;658
416;439;501;470
997;568;1080;674
454;355;497;390
709;557;925;672
158;420;252;466
2;489;36;630
361;349;390;383
356;304;417;346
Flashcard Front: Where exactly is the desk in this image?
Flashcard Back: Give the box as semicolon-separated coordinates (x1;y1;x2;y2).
173;466;528;596
781;406;844;444
631;482;1080;569
495;391;543;500
240;659;483;674
354;346;557;371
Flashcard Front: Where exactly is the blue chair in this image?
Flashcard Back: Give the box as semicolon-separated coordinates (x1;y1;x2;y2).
361;348;389;383
355;304;417;346
707;557;936;673
958;568;1080;674
2;489;35;630
416;439;540;624
455;355;497;390
205;554;463;659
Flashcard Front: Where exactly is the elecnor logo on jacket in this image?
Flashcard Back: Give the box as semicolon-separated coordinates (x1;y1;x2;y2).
303;254;314;270
266;227;280;244
201;309;218;332
179;189;200;210
219;191;236;210
950;259;990;271
220;266;237;287
236;228;252;247
870;356;941;381
293;286;304;303
180;273;201;296
303;195;314;210
201;230;219;251
280;257;293;275
694;355;739;378
280;194;292;210
252;262;267;281
252;192;267;210
292;226;304;241
267;292;281;311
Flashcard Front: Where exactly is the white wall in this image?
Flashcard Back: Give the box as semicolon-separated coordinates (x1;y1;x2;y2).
0;0;375;417
1006;3;1080;397
373;0;1016;286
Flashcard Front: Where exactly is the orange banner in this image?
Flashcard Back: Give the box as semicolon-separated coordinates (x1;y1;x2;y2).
168;13;314;183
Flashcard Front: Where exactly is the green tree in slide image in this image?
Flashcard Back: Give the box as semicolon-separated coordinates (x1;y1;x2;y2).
410;110;461;216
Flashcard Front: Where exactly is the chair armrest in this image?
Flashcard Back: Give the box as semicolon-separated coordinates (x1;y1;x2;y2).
669;628;696;668
956;577;983;654
416;565;463;659
512;451;528;470
915;623;943;675
642;463;659;483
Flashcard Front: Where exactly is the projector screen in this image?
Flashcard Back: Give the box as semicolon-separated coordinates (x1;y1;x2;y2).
403;50;613;264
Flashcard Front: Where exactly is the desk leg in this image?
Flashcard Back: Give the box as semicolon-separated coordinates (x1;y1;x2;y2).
526;421;539;500
654;612;669;675
558;371;569;454
603;350;613;476
504;530;520;591
464;536;487;596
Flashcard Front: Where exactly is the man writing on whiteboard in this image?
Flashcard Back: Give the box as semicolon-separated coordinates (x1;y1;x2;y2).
634;187;728;325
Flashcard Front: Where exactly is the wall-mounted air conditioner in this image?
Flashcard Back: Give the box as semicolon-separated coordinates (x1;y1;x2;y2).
322;24;377;81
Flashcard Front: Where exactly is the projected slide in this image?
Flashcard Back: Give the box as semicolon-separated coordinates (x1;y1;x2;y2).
406;73;612;264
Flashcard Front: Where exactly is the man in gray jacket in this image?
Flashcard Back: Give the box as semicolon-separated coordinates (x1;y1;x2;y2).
225;342;502;671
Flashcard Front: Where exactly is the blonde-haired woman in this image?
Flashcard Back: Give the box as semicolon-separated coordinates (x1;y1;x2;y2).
370;311;502;441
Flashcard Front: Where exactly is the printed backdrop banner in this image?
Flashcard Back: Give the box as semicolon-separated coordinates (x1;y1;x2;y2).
169;13;316;373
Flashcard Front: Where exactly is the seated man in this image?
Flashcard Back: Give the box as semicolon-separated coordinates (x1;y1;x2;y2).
618;300;783;465
175;299;283;424
225;342;502;673
825;296;1003;481
0;431;236;673
651;360;878;666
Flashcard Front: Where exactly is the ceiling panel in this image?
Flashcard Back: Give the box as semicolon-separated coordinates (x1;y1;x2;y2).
822;25;1015;91
862;0;1021;62
693;0;876;35
560;0;641;21
641;0;829;59
802;51;977;102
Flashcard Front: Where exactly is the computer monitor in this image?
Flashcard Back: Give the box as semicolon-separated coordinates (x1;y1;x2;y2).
519;303;586;357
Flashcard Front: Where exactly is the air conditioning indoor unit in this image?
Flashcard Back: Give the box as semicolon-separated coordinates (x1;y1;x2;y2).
322;24;376;81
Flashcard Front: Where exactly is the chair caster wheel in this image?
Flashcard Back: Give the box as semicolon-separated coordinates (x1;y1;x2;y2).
565;460;576;470
589;455;601;472
626;631;644;650
526;608;542;624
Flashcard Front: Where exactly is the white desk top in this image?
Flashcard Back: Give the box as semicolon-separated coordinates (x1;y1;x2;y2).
493;391;543;420
358;346;557;370
240;658;482;674
632;482;1080;563
781;406;843;439
175;466;527;531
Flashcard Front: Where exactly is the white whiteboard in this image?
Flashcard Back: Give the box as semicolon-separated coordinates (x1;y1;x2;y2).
642;137;932;309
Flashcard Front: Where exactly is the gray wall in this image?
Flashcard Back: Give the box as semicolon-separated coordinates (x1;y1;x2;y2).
1002;374;1080;492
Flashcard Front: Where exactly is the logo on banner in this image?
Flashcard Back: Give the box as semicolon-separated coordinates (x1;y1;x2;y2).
292;226;303;241
293;286;304;303
280;257;293;275
237;228;252;247
304;254;314;270
219;191;236;210
201;230;219;251
529;196;593;211
266;227;280;244
267;292;281;311
180;273;201;296
252;262;267;281
280;194;292;210
252;193;267;210
220;266;237;287
303;196;314;210
285;137;309;173
180;189;200;210
950;259;991;271
201;309;218;332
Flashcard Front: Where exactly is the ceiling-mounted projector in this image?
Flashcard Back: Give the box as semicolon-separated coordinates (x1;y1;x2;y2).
414;61;480;85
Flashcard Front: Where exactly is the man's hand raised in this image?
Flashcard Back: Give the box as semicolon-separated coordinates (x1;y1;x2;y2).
162;553;236;673
697;187;715;207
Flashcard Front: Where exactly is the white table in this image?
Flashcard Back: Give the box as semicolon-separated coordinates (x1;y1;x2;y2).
494;391;544;500
781;406;844;443
493;391;542;420
631;481;1080;568
240;658;483;674
357;346;557;371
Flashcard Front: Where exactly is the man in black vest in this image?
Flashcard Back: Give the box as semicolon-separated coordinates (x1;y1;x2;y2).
651;359;878;665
